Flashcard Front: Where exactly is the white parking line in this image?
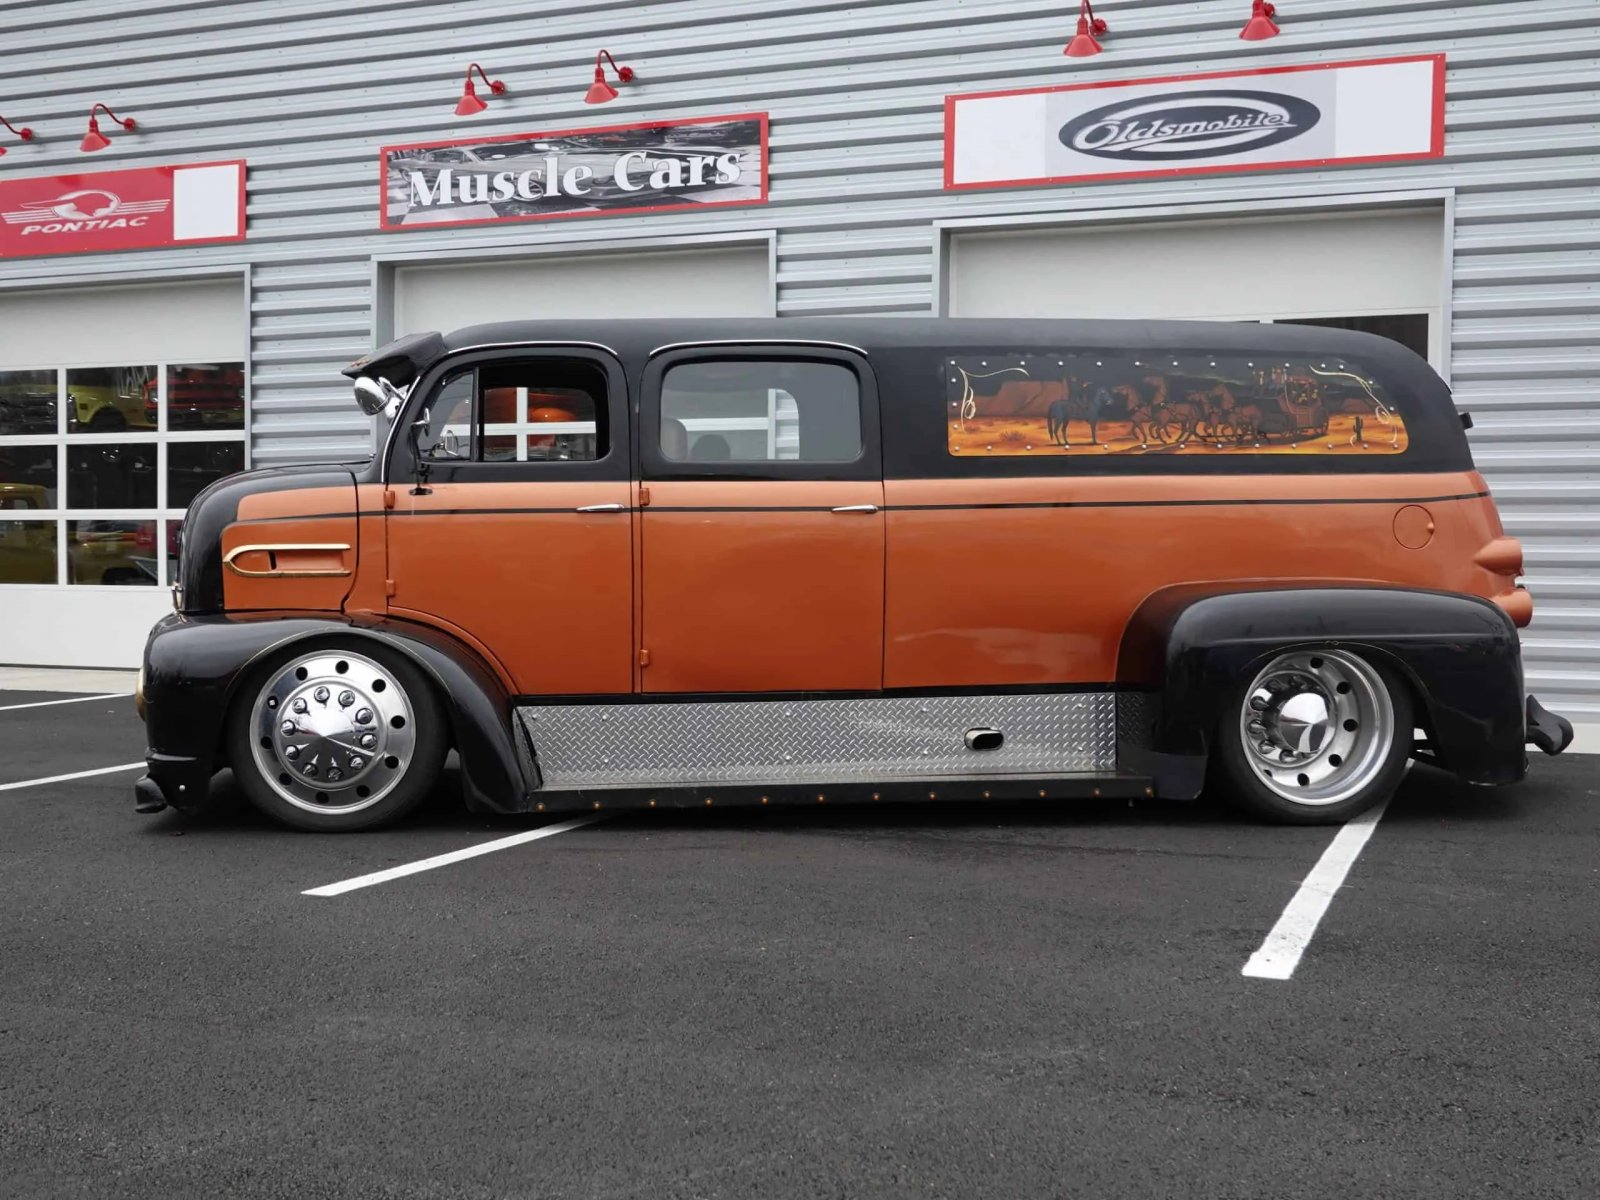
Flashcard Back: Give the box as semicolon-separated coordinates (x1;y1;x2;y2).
0;762;145;792
1242;797;1391;981
0;693;127;713
303;814;609;897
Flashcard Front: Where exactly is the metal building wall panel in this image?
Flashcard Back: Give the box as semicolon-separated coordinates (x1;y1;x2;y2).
0;0;1595;718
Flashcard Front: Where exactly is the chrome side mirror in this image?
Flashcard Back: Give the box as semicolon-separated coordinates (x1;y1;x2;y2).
353;375;409;419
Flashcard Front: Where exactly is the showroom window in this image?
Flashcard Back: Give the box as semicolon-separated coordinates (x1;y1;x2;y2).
0;362;246;586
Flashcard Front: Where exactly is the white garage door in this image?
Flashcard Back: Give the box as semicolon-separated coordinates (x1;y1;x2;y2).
948;209;1445;367
394;244;773;336
0;278;247;668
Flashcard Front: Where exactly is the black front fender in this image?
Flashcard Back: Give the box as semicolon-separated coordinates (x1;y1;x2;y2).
141;612;531;815
1118;585;1527;796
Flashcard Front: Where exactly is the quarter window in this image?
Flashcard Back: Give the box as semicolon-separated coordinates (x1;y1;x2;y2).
659;360;861;463
945;350;1410;458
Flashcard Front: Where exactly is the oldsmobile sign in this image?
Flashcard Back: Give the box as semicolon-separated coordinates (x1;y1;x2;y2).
945;56;1443;190
380;113;767;230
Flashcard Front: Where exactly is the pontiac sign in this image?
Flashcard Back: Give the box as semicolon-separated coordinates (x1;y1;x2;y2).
0;161;246;259
380;113;768;230
945;56;1443;190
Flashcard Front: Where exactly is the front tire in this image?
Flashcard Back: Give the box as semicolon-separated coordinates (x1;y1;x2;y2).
1213;648;1412;825
226;643;447;831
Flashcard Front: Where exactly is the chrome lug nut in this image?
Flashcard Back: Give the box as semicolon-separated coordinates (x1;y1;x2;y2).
358;733;377;749
284;745;300;761
301;763;318;777
326;767;343;782
348;755;365;770
355;708;373;725
338;690;355;707
280;720;297;736
292;698;308;714
314;686;330;703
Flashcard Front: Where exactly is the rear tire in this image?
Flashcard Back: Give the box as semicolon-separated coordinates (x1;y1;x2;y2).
225;642;447;832
1213;648;1412;825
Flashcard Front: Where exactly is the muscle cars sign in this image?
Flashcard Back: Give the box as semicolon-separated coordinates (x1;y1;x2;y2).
944;55;1444;190
381;113;768;230
0;161;246;259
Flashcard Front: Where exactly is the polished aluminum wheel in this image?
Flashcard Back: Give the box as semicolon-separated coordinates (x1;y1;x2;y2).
249;650;417;816
1237;649;1395;807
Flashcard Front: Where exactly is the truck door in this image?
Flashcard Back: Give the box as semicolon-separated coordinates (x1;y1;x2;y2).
384;347;635;696
637;347;884;694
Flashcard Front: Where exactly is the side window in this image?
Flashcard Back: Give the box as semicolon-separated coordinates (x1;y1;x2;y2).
480;360;605;463
946;349;1409;459
416;358;608;465
659;360;861;463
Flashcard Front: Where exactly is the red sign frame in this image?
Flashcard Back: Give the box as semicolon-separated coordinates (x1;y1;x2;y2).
378;112;770;233
943;54;1446;192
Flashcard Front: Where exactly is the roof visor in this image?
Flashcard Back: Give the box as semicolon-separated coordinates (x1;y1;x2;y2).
341;330;446;388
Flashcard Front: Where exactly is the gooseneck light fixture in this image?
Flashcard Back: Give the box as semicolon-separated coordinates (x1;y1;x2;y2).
584;49;635;104
80;102;136;152
0;115;34;155
1240;0;1281;40
1063;0;1109;57
454;63;506;116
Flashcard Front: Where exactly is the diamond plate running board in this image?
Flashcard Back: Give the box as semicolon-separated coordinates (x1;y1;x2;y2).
516;692;1129;791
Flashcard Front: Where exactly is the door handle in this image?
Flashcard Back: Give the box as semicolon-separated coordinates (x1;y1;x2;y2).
576;503;627;513
831;505;880;514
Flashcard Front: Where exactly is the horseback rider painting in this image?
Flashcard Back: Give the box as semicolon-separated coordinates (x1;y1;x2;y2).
946;349;1408;458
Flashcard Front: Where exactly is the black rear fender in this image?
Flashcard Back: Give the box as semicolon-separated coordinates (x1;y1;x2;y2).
1117;585;1526;797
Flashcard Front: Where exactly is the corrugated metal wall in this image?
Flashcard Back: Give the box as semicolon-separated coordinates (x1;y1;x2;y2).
2;0;1596;722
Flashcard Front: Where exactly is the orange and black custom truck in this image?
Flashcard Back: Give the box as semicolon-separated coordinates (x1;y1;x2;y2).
134;319;1572;831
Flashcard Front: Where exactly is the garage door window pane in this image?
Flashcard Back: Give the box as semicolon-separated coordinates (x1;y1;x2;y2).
66;366;156;433
68;443;158;508
660;361;860;463
166;363;245;430
67;520;158;586
168;442;246;507
0;446;58;508
0;519;56;583
0;369;58;435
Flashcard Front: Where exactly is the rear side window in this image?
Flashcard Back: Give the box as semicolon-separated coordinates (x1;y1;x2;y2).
946;350;1410;459
660;360;861;464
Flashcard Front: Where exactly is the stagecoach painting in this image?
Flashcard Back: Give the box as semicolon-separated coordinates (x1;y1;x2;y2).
948;351;1408;457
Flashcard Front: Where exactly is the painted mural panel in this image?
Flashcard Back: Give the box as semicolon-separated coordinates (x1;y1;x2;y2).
945;350;1408;458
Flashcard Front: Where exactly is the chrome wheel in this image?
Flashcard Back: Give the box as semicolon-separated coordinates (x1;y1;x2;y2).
249;650;417;816
1237;649;1395;807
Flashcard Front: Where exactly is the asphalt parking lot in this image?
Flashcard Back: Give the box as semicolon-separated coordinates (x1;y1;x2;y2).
1;689;1595;1199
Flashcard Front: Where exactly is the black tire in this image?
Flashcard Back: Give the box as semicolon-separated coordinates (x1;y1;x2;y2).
225;640;448;832
1211;647;1413;825
87;408;126;430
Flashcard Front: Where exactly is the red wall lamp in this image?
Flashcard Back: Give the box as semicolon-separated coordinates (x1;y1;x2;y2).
1063;0;1109;57
1241;1;1281;40
0;115;34;155
80;103;136;152
455;63;506;116
585;49;635;104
